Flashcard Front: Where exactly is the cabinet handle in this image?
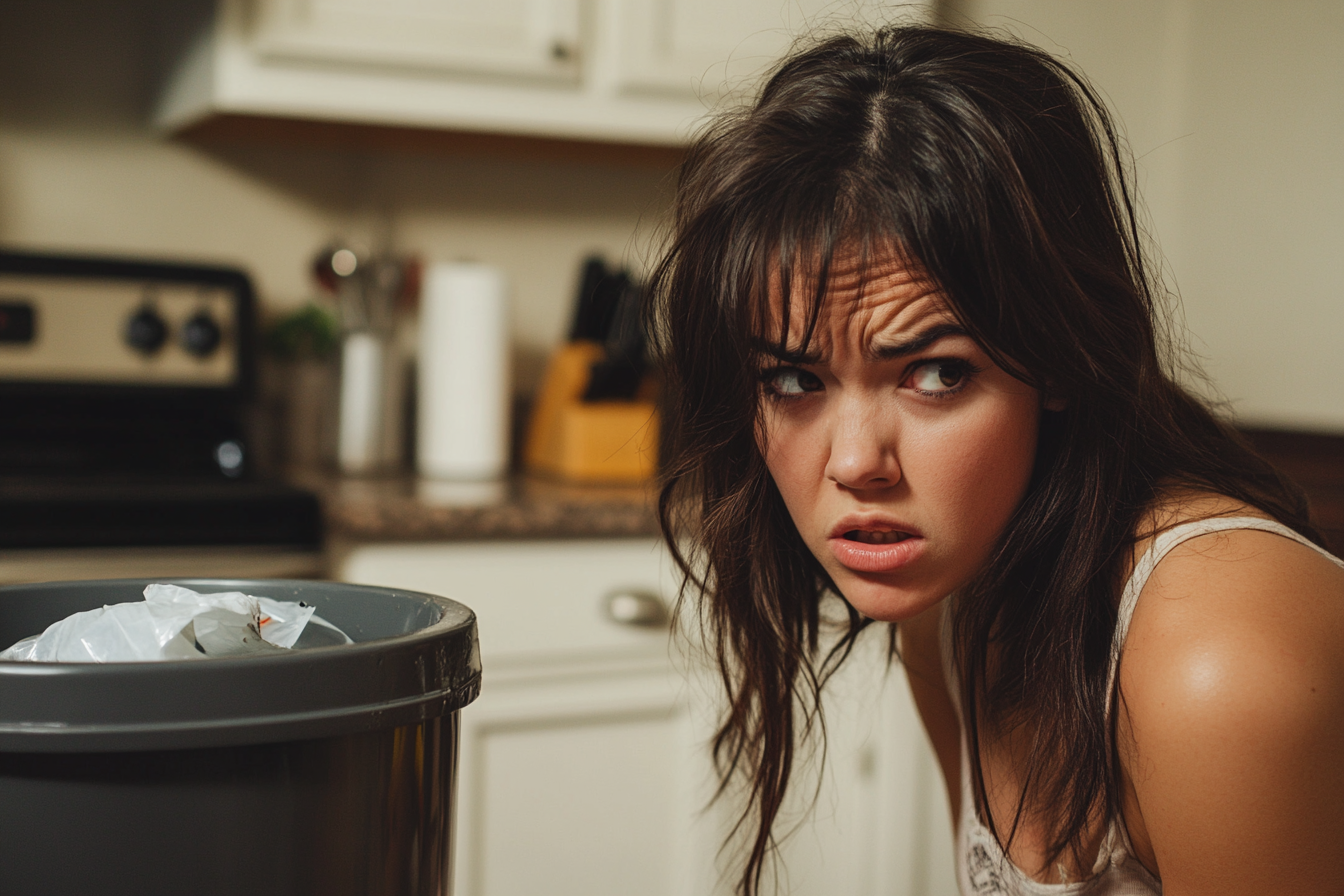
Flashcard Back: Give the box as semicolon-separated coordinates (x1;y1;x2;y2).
603;590;670;629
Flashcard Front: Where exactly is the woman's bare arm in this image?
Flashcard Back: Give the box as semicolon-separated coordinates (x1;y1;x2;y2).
1117;529;1344;894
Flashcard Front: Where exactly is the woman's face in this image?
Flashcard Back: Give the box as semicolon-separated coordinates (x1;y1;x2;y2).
756;252;1045;622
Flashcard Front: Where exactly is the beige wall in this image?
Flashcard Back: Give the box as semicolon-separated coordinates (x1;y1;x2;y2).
941;0;1344;431
0;1;672;393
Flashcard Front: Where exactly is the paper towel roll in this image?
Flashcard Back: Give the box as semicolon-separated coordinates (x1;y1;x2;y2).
418;262;510;480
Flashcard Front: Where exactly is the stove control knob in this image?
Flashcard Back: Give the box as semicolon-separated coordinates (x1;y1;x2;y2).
125;307;168;355
181;311;223;357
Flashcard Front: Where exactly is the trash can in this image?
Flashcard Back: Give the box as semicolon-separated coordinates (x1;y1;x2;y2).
0;578;481;896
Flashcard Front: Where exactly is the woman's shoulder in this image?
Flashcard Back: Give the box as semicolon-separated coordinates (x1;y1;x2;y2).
1125;488;1344;646
1122;502;1344;719
1116;491;1344;893
1122;488;1344;724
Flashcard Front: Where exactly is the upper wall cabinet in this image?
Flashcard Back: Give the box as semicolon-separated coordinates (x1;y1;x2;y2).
156;0;932;148
613;0;874;101
250;0;585;83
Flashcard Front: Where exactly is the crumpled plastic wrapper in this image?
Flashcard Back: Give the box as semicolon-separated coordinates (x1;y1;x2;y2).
0;584;352;662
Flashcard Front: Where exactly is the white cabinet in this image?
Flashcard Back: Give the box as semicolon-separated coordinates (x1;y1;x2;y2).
338;538;956;896
155;0;932;146
250;0;584;83
454;653;714;896
341;539;729;896
612;0;901;101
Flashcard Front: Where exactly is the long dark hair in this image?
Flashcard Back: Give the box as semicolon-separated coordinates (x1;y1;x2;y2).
648;23;1319;896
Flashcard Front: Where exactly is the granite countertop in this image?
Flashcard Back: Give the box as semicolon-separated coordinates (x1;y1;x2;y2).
295;471;662;542
294;429;1344;549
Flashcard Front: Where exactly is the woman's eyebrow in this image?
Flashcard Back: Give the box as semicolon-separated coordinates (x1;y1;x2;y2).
748;338;823;365
869;323;969;360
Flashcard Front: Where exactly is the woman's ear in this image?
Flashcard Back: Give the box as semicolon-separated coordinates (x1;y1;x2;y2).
1043;395;1067;412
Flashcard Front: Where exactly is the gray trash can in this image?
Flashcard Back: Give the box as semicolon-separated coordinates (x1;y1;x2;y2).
0;578;480;896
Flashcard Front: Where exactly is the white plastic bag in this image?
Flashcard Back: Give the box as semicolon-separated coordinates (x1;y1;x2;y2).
0;584;351;662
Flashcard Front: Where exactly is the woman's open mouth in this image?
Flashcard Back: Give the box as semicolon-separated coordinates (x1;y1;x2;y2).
829;526;924;573
844;529;914;545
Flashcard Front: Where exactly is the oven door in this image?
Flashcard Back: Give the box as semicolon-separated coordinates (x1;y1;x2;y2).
0;474;325;585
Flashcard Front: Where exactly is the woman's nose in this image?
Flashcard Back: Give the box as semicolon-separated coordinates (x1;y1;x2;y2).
823;408;901;490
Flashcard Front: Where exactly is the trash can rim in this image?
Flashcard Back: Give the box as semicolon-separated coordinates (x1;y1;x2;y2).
0;576;472;657
0;577;481;752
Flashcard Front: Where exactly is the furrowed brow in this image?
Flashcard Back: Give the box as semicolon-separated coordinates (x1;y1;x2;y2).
748;337;823;365
870;323;970;361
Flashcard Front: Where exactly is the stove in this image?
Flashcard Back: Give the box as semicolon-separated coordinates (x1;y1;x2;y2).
0;250;322;583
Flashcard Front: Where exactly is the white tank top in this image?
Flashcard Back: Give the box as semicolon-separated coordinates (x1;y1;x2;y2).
946;516;1344;896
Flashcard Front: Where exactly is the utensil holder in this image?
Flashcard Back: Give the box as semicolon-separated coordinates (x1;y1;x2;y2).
524;342;659;483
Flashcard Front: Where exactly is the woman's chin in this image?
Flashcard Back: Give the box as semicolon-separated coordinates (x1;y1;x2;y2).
835;577;947;623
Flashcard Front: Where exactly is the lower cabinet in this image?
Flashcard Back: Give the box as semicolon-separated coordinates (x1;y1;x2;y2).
339;538;957;896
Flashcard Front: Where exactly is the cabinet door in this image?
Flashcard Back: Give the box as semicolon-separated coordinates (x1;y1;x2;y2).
251;0;583;83
613;0;932;99
454;661;731;896
340;539;726;896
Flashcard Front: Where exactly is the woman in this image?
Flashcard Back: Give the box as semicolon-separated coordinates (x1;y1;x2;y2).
648;24;1344;896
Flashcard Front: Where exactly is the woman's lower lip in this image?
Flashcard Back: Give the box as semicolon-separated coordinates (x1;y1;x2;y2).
828;536;925;573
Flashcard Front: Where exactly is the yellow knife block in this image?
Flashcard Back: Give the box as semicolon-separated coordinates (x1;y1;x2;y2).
524;342;660;483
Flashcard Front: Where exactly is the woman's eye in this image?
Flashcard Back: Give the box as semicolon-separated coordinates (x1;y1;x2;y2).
762;367;823;397
907;360;971;395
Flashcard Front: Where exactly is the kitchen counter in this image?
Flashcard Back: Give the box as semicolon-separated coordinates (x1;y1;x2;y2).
298;429;1341;547
297;472;661;543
